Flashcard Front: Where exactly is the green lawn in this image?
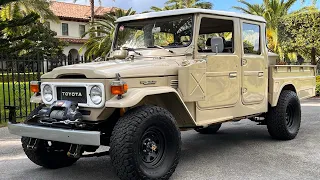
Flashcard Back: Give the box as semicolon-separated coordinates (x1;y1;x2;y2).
0;82;36;124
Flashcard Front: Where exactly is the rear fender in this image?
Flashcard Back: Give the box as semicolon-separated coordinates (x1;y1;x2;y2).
270;83;297;107
105;87;196;127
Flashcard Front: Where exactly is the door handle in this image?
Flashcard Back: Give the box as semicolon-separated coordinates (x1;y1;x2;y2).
229;72;237;78
258;72;264;77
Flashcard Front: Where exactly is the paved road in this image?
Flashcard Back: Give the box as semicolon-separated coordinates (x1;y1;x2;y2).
1;99;320;180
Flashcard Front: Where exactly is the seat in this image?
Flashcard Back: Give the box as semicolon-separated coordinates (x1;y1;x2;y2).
206;38;212;47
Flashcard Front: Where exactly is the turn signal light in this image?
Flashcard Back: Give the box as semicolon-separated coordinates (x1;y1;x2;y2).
111;81;128;95
30;81;41;93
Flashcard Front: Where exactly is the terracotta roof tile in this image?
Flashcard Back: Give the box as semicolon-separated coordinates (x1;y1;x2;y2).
50;1;114;21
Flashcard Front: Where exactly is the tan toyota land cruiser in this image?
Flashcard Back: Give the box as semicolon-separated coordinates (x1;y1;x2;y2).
8;8;316;180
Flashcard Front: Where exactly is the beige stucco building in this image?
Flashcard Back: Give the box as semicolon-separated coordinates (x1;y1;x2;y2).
48;2;115;60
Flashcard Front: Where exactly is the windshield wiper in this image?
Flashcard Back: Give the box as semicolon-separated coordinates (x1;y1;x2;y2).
152;45;174;54
125;48;142;56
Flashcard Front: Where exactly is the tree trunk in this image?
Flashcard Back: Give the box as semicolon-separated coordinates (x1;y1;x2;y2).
90;0;94;24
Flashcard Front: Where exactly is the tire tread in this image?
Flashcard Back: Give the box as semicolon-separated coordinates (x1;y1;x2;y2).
110;105;181;180
266;90;301;140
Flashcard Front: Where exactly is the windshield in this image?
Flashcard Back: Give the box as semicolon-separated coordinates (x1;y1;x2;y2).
114;15;193;50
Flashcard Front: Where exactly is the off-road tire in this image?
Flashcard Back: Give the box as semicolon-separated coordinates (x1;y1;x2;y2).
195;123;222;134
22;137;79;169
266;90;301;140
110;105;181;180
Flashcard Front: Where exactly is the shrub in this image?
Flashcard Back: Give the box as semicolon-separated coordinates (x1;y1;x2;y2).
316;75;320;83
316;82;320;96
279;10;320;61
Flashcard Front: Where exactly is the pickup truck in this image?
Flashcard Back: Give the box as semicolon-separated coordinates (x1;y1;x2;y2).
8;8;316;180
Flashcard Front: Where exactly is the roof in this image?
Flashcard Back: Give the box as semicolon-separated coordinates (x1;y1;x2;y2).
116;8;266;23
50;1;115;21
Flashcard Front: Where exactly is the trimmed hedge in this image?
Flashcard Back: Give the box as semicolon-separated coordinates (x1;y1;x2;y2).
279;10;320;59
316;76;320;96
316;75;320;83
0;73;42;82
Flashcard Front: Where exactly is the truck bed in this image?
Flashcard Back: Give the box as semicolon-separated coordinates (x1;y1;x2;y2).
268;65;316;106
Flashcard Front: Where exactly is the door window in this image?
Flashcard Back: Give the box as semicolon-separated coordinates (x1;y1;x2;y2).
198;18;234;53
242;23;260;54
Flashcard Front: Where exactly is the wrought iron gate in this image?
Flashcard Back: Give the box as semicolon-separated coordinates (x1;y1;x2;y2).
0;54;88;123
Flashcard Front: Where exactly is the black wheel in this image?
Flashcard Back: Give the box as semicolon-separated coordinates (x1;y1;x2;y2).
266;90;301;140
195;123;222;134
110;105;181;180
21;137;79;169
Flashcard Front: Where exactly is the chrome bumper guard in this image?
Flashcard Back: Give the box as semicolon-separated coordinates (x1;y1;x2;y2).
8;123;101;146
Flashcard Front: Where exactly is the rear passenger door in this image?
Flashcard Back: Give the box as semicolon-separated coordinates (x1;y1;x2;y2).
240;20;267;105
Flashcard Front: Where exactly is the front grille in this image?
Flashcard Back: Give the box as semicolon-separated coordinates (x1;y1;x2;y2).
56;87;87;103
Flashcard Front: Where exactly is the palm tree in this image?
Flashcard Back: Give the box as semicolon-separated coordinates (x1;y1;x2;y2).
233;0;317;54
80;8;136;59
166;0;213;9
0;0;58;21
150;0;213;12
73;0;99;23
73;0;115;23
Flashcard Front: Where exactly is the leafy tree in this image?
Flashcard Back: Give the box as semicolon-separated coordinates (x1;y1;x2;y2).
0;0;67;56
0;0;58;21
150;0;213;12
80;8;136;59
233;0;317;55
278;7;320;64
0;0;39;51
6;22;67;56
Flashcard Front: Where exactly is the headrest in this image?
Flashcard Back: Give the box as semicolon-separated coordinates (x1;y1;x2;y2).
211;37;224;53
206;38;212;46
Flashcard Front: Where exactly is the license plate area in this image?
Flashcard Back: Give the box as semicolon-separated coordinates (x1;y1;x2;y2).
57;87;87;103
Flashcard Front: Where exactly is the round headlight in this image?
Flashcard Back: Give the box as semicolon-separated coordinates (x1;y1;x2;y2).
43;85;53;102
90;86;102;105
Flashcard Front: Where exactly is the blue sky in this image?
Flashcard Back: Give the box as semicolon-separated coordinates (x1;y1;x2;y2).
59;0;319;13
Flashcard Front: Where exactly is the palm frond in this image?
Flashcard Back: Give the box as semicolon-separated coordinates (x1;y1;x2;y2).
81;7;136;59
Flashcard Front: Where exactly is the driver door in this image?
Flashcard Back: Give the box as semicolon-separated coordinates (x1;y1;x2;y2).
196;15;241;109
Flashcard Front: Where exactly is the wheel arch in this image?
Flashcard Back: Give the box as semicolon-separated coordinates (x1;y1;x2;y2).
105;87;196;127
270;83;297;107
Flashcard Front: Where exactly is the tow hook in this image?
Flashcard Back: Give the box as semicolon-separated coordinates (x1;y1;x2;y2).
67;144;82;158
27;138;39;150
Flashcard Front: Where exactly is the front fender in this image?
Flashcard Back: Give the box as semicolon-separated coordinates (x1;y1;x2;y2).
105;86;196;127
105;87;179;108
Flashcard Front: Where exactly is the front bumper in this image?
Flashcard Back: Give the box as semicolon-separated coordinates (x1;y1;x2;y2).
8;123;101;146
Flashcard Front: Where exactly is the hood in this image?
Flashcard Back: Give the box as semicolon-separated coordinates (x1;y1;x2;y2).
41;59;181;79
